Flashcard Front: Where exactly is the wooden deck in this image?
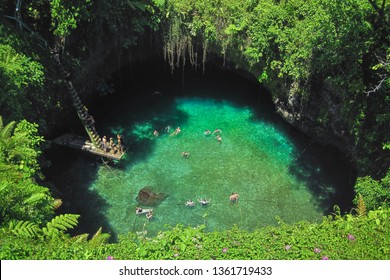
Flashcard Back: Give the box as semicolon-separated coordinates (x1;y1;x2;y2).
52;133;125;160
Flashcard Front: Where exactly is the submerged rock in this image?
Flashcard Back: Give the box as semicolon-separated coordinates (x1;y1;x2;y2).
137;187;166;206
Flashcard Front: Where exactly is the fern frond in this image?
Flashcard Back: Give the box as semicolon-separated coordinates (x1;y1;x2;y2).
356;194;367;217
89;227;110;246
91;227;102;240
43;214;80;237
0;120;16;140
72;233;90;243
8;220;40;237
332;205;341;219
90;233;111;246
52;199;63;210
23;193;47;205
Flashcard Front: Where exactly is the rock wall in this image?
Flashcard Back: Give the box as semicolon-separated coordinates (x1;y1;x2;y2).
272;80;355;155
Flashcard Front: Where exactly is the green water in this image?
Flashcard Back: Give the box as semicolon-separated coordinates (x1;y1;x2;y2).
46;65;354;238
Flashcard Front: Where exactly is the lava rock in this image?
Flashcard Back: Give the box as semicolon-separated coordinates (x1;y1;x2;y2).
137;187;166;206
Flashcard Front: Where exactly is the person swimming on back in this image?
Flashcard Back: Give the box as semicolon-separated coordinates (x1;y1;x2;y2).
213;129;222;134
198;198;211;206
185;200;195;207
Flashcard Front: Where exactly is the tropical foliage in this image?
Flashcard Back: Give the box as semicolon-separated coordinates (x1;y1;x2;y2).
1;207;389;260
0;117;53;225
0;0;388;260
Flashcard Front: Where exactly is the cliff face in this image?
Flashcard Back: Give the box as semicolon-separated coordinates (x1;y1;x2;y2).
272;80;355;156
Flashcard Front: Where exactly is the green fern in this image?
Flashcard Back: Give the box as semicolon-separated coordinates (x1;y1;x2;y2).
42;214;80;237
72;233;90;243
90;227;110;246
7;220;40;237
23;193;47;205
0;119;16;141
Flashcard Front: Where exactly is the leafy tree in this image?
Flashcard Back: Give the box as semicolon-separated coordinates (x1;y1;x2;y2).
49;0;92;38
0;43;45;123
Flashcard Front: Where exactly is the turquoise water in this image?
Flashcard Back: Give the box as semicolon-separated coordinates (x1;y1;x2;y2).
46;65;354;238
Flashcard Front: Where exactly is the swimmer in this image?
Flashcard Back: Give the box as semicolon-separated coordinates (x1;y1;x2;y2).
181;152;190;158
198;198;211;206
146;211;153;220
229;192;239;203
153;130;159;137
213;129;222;134
185;200;195;207
216;135;222;143
136;207;153;215
204;130;211;136
170;127;181;136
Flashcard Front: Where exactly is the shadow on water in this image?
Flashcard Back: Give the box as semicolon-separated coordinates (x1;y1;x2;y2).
287;138;356;215
43;147;117;240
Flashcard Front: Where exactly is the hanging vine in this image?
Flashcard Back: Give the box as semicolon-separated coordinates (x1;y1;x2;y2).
160;1;208;74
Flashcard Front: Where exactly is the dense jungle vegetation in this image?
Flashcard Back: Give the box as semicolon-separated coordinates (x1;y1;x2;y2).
0;0;389;259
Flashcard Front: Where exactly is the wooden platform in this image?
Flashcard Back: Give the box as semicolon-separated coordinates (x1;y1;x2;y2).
52;133;125;160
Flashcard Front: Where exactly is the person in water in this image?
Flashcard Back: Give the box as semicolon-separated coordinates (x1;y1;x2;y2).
153;130;159;137
170;127;181;136
185;200;195;207
229;192;239;202
146;211;153;220
181;152;190;158
198;198;211;206
216;135;222;144
204;130;211;135
213;129;222;134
